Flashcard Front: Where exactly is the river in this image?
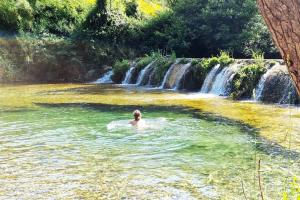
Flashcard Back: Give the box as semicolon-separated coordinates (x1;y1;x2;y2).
0;84;300;199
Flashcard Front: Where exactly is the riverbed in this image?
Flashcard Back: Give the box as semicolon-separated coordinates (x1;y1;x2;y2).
0;84;300;199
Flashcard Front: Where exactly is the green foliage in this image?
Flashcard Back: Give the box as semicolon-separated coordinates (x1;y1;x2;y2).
0;0;95;35
178;58;190;64
0;0;33;32
33;0;89;35
143;52;176;85
137;0;278;58
125;0;138;17
135;53;156;71
201;51;234;70
231;52;267;99
242;14;279;58
112;59;131;83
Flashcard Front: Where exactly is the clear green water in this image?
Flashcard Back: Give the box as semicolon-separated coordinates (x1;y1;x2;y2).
1;104;299;199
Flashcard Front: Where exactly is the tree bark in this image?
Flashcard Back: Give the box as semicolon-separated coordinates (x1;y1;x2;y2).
257;0;300;96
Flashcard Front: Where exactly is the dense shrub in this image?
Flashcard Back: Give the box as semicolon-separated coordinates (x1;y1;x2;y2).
137;0;278;58
125;0;138;18
230;53;267;99
152;52;176;84
111;59;131;83
0;0;95;35
201;51;234;69
135;54;155;71
0;0;33;32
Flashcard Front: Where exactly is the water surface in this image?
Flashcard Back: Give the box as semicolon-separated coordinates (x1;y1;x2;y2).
0;84;300;199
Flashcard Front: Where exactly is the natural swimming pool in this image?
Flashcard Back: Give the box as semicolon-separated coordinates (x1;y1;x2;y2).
0;84;300;199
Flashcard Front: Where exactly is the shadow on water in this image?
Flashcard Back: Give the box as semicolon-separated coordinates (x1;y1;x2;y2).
37;84;189;95
35;102;300;159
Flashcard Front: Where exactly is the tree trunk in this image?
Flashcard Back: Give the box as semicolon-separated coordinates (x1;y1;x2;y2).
257;0;300;96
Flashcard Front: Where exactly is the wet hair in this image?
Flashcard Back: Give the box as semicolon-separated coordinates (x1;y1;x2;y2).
133;110;142;121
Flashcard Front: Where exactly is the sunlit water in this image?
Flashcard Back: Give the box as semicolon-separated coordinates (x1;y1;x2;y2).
0;84;300;199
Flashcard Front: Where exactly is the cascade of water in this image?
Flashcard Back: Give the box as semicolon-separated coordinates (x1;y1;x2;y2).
254;63;298;104
200;64;221;93
147;67;157;86
173;62;192;90
254;63;279;101
93;70;113;84
209;64;239;96
159;59;180;89
278;77;297;104
136;61;155;86
122;66;135;85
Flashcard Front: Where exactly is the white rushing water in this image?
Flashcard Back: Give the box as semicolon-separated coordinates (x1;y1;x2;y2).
253;63;298;103
200;64;221;93
159;59;181;89
200;64;240;96
173;62;192;90
136;61;155;86
93;70;113;84
209;63;240;96
254;63;279;101
122;66;135;85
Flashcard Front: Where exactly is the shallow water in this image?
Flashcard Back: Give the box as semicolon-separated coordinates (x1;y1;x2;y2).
0;84;300;199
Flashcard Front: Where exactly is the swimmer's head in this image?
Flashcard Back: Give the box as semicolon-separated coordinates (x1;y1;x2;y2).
133;110;142;121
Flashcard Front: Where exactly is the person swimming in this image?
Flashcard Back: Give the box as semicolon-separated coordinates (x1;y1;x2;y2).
129;110;146;127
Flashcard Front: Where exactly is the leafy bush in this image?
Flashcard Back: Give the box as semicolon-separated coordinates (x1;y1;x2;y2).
230;53;267;99
0;0;33;32
112;59;131;83
125;0;138;17
135;56;151;71
200;51;234;70
0;0;95;35
33;0;95;36
136;0;278;58
151;52;176;84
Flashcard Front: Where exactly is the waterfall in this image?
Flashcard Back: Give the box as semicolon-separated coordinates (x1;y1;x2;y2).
122;66;135;85
209;64;239;96
147;67;157;86
173;62;192;90
200;63;240;96
200;64;221;93
93;70;113;84
254;63;279;101
253;63;298;104
136;61;155;86
159;59;179;89
254;73;267;101
278;78;298;104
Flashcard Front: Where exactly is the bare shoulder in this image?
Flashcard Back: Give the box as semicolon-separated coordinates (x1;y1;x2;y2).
129;120;137;126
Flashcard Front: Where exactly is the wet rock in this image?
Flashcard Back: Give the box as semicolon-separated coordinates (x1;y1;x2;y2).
257;65;299;104
178;67;204;91
85;69;99;81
